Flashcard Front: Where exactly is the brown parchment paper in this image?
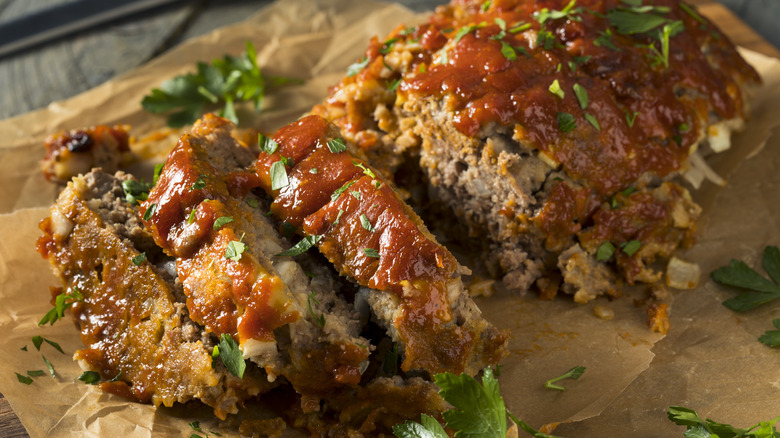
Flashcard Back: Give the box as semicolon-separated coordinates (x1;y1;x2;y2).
0;0;779;436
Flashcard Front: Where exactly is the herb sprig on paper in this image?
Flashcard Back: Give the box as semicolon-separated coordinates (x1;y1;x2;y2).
711;245;780;312
667;406;780;437
142;42;302;127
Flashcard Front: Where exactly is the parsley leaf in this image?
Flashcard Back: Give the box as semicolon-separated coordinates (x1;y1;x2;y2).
712;246;780;312
544;365;586;391
224;239;246;262
667;406;780;437
557;112;577;133
39;288;84;326
213;216;234;230
621;240;642;256
132;253;146;266
353;160;377;178
393;414;449;438
307;291;326;328
32;336;64;354
625;110;639;127
360;214;375;232
269;160;289;191
500;41;517;61
258;133;279;154
437;367;507;437
597;241;616;261
331;180;356;202
347;57;371;77
217;333;246;378
277;235;322;257
16;373;33;385
607;9;669;34
42;355;56;378
121;179;153;205
78;371;101;385
327;138;347;153
758;318;780;348
584;113;600;131
548;79;565;99
143;203;157;221
572;83;588;109
363;248;381;258
142;41;300;127
191;175;207;191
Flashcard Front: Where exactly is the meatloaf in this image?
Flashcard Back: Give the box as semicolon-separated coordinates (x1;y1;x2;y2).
312;0;761;301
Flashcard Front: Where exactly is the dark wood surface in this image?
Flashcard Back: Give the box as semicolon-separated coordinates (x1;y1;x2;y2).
0;0;776;436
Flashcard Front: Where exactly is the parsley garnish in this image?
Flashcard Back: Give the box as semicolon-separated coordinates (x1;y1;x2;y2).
142;42;299;127
213;216;234;230
39;288;83;326
277;235;322;257
353;160;377;178
759;318;780;348
625;110;639;127
596;241;616;261
246;198;259;208
143;203;157;221
269;160;289;191
667;406;780;437
191;175;207;191
331;180;356;202
32;336;64;354
584;113;600;131
607;9;669;34
712;246;780;312
360;214;375;232
544;365;586;391
258;133;279;154
573;83;588;109
500;41;517;61
121;179;153;205
281;222;296;239
548;79;565;99
16;373;33;385
307;290;326;328
594;29;621;51
224;237;246;262
43;356;56;378
333;209;344;225
153;163;164;185
347;57;370;77
327;138;347;153
510;22;531;33
679;3;706;26
533;0;581;25
388;77;402;92
132;253;146;266
78;371;101;385
557;112;577;132
216;333;246;378
188;209;197;224
621;240;642;256
26;370;45;377
363;248;380;258
481;0;492;12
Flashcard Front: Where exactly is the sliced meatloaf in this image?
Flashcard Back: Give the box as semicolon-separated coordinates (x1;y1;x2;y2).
254;114;508;375
312;0;760;301
36;169;275;419
41;126;132;184
139;114;372;400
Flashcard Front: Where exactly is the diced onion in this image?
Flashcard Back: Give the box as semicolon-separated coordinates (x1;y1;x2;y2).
665;256;701;290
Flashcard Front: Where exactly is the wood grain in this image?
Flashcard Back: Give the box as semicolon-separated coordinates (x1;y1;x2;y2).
0;1;776;436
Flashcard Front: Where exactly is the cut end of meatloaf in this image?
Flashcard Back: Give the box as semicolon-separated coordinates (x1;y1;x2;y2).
312;0;760;302
36;169;275;419
41;126;132;184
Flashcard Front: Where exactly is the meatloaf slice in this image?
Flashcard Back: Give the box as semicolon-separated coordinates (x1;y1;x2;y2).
312;0;760;300
36;169;274;419
254;114;508;376
139;114;371;400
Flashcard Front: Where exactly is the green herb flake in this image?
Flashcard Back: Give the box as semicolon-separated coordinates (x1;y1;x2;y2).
153;163;165;185
121;179;153;206
544;365;586;391
331;180;355;202
713;245;780;312
360;214;375;232
584;113;600;131
437;367;508;438
480;0;492;12
16;373;33;385
573;83;588;109
38;288;84;326
679;3;706;25
191;175;207;191
333;209;344;225
500;41;517;61
189;421;203;432
363;248;380;258
758;318;780;347
625;110;639;127
594;29;621;51
347;57;371;77
246;198;259;208
557;112;577;133
269;160;289;191
607;9;669;35
327;138;347;154
43;355;55;378
258;133;279;155
380;37;399;55
27;370;45;377
132;252;146;266
350;191;362;200
213;216;234;230
353;160;377;178
143;203;157;221
388;77;402;92
224;239;246;262
78;371;101;385
667;405;780;437
217;333;246;378
597;241;616;261
509;22;531;33
188;209;197;224
307;291;326;328
277;235;322;257
20;346;27;351
621;240;642;256
548;79;565;99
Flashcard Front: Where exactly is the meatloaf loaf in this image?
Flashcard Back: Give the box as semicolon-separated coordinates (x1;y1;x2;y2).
312;0;761;301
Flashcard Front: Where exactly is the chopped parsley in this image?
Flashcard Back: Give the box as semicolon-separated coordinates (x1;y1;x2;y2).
16;373;33;385
224;237;246;262
277;235;322;257
621;240;642;256
353;160;377;178
213;216;234;230
533;0;581;25
43;355;56;378
216;333;246;378
388;77;402;92
258;133;279;154
667;406;780;437
327;138;347;153
307;290;326;328
363;248;380;258
573;83;588;109
269;160;289;191
39;288;84;326
544;365;586;391
712;245;780;312
596;241;616;261
153;163;165;185
32;336;64;353
333;209;344;225
548;79;565;99
143;203;157;221
78;371;101;385
188;208;197;224
191;176;207;191
379;37;399;55
121;179;152;205
331;180;356;202
132;252;146;266
360;214;375;232
759;318;780;348
509;22;531;33
593;29;621;51
584;113;600;131
625;110;639;127
557;112;577;133
27;370;45;377
500;41;517;61
246;197;259;208
347;57;370;77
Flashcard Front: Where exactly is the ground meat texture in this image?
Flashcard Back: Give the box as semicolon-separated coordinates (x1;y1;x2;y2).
312;0;759;300
255;114;508;376
140;114;371;399
36;169;274;419
41;125;132;184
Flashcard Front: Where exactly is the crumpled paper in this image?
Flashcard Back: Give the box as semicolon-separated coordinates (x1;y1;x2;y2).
0;0;779;436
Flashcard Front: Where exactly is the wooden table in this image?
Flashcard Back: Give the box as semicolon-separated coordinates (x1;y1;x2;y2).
0;0;776;436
